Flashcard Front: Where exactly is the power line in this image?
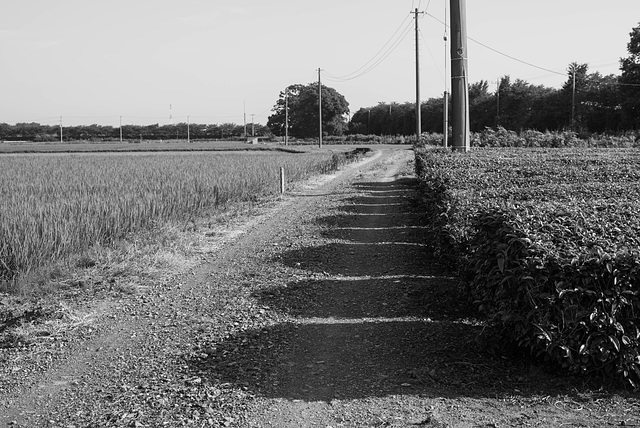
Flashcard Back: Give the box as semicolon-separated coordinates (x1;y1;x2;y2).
64;115;121;119
323;14;414;82
611;82;640;87
425;12;565;77
419;28;446;86
323;17;412;81
253;107;272;118
324;21;413;82
468;35;565;76
424;0;432;14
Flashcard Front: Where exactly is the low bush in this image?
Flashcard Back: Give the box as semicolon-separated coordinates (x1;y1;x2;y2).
414;147;640;388
467;209;640;387
470;127;640;148
341;134;409;144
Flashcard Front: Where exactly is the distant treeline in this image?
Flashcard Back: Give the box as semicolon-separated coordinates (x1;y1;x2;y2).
0;122;272;142
351;63;640;135
4;64;640;142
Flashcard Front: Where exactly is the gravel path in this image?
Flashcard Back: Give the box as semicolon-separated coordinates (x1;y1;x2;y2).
2;146;639;427
230;147;464;427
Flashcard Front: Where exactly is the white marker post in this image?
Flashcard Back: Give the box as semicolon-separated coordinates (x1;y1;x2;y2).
280;167;285;194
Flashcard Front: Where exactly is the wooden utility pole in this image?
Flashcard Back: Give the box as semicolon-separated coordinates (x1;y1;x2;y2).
450;0;470;152
414;8;423;140
318;68;323;148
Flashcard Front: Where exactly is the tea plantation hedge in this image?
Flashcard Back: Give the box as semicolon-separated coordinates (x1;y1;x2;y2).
415;147;640;388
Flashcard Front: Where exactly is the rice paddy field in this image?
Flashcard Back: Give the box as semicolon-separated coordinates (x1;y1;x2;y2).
0;140;288;154
0;150;348;280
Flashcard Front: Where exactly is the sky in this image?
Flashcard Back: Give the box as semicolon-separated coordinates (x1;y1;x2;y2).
1;0;639;127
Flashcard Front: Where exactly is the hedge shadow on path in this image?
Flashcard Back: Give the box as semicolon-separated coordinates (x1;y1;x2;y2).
256;276;467;320
186;177;603;403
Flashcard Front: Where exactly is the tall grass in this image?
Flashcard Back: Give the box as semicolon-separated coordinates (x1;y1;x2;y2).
0;151;345;279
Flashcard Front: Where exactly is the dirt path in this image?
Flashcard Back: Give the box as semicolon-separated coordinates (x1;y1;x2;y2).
1;146;639;427
231;147;461;427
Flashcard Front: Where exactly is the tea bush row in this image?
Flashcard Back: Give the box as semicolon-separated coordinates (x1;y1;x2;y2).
472;127;640;148
414;147;640;388
412;128;640;149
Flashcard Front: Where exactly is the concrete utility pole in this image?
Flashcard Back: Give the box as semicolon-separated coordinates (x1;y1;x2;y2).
284;89;289;146
571;68;576;131
59;116;63;143
251;114;255;137
443;3;449;148
450;0;470;152
243;100;247;137
443;91;449;147
187;116;190;143
414;8;423;141
318;68;323;148
494;78;501;124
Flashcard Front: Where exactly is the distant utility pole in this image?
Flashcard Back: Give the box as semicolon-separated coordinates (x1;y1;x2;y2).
450;0;470;152
284;89;289;146
59;116;63;143
414;8;423;141
495;78;500;123
187;116;190;143
243;100;247;137
119;116;123;142
318;67;323;148
491;77;501;125
251;113;255;137
571;67;576;131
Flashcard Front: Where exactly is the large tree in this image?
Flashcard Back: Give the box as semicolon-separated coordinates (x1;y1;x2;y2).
267;83;349;138
620;22;640;129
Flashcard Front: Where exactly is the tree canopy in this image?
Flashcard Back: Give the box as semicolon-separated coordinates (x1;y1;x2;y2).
350;22;640;136
267;83;350;139
620;22;640;129
0;121;264;142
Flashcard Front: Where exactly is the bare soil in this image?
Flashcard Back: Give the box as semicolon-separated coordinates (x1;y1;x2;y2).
1;147;639;427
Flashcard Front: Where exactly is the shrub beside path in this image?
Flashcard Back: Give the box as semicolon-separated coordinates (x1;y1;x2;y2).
1;147;639;427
